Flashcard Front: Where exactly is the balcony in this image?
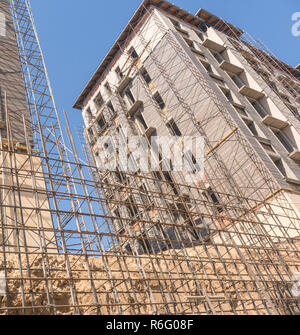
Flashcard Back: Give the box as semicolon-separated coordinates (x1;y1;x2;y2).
232;102;246;110
239;85;265;100
279;91;291;102
209;72;224;82
144;126;156;138
288;150;300;161
218;85;230;95
261;115;289;129
175;26;189;36
286;177;300;186
240;50;256;62
241;115;253;126
285;102;298;113
190;47;205;57
127;100;143;117
199;58;211;69
117;76;132;93
0;121;5;129
202;38;226;53
253;65;270;76
219;60;244;75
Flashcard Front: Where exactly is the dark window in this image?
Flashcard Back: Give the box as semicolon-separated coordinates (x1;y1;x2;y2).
107;101;116;115
248;58;259;68
186;150;201;172
151;138;163;163
168;203;179;220
280;93;290;103
153;171;163;181
140;184;153;206
171;18;189;35
115;169;127;183
113;209;123;233
198;22;208;33
97;115;107;130
167;119;182;137
141;68;152;84
194;51;207;62
124;88;135;105
234;106;248;116
195;31;204;42
273;159;287;177
124;244;133;254
116;66;124;79
273;130;294;153
104;82;112;93
170;18;180;28
267;80;278;93
246;121;258;136
251;100;268;118
214;53;223;64
288;105;300;119
224;90;233;101
136;113;148;130
183;38;194;48
207;188;223;213
126;196;139;219
231;75;244;88
86;107;92;117
94;92;104;109
154;92;166;110
163;171;179;195
114;209;121;218
130;47;138;59
260;141;275;153
202;62;212;73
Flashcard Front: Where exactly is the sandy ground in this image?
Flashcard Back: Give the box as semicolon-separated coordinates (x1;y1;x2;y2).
0;240;299;315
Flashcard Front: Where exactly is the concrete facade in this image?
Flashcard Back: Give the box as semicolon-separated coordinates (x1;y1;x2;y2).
0;0;32;146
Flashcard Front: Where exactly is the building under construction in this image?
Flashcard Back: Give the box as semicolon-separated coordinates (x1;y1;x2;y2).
0;0;300;315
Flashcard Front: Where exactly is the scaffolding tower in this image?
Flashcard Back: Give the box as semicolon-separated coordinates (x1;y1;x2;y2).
0;0;299;315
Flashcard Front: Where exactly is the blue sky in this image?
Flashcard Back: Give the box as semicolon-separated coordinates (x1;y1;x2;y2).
29;0;300;137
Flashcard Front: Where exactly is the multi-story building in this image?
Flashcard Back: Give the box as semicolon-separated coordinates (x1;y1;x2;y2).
0;0;56;253
74;0;300;255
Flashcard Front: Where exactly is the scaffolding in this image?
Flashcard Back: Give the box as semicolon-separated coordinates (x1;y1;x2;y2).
0;0;300;315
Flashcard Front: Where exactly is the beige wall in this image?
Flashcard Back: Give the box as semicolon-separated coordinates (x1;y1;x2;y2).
0;151;57;253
